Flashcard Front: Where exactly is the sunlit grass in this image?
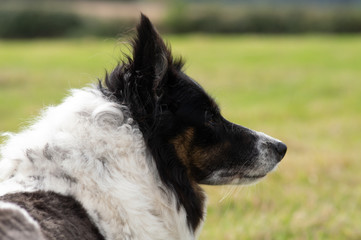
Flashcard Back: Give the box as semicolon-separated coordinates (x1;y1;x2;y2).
0;35;360;239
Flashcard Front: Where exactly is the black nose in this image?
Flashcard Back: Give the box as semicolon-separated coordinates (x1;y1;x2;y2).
276;142;287;159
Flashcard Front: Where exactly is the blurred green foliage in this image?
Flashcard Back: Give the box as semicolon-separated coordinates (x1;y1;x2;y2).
0;10;82;38
163;5;361;34
0;9;136;38
1;3;361;38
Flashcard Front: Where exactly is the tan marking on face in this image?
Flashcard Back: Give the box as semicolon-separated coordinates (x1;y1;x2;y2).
190;141;231;169
171;127;206;208
171;127;195;166
172;127;231;172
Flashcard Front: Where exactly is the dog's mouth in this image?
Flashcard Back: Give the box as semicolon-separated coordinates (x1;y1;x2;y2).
242;174;266;179
232;174;268;185
205;172;269;185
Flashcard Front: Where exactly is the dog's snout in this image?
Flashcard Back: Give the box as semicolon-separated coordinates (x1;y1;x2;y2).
275;142;287;159
256;131;287;162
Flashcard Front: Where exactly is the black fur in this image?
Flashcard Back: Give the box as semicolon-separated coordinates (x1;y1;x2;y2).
0;191;104;240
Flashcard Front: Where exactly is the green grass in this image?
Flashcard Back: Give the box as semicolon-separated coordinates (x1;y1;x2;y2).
0;35;360;239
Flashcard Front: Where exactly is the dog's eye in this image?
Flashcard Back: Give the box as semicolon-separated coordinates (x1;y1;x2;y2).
204;110;216;125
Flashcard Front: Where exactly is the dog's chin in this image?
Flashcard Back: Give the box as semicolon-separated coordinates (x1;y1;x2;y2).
232;174;267;185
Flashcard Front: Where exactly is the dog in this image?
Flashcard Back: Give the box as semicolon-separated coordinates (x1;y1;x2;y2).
0;14;286;240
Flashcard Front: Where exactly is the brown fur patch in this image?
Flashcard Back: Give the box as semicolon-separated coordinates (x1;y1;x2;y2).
171;128;231;174
191;141;231;169
171;128;195;167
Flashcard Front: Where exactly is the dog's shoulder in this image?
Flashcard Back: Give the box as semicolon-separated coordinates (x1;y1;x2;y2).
0;200;45;240
0;191;105;240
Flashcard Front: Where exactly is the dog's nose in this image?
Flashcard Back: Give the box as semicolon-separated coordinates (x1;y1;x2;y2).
275;142;287;159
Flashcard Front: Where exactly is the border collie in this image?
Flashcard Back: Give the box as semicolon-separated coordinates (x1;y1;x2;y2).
0;15;286;240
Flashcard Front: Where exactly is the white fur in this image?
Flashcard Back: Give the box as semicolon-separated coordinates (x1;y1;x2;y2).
0;87;201;240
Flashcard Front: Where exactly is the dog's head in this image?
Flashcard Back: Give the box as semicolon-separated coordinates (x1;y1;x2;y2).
105;14;286;186
103;14;286;229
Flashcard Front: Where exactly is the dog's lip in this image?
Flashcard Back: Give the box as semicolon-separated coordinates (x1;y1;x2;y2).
242;174;266;179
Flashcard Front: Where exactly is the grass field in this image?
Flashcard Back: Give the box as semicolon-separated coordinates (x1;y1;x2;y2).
0;35;360;239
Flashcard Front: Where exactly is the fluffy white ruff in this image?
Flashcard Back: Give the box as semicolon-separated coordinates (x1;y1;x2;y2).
0;87;202;240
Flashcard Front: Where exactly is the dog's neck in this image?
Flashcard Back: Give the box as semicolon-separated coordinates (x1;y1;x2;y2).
0;88;203;240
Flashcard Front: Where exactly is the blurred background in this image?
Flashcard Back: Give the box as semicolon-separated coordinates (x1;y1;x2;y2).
1;0;361;37
0;0;360;239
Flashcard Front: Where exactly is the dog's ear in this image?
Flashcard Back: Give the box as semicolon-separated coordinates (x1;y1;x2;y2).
130;14;170;93
124;14;173;136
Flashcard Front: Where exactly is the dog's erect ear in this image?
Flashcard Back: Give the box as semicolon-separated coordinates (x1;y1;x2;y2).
131;14;170;89
124;14;173;136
